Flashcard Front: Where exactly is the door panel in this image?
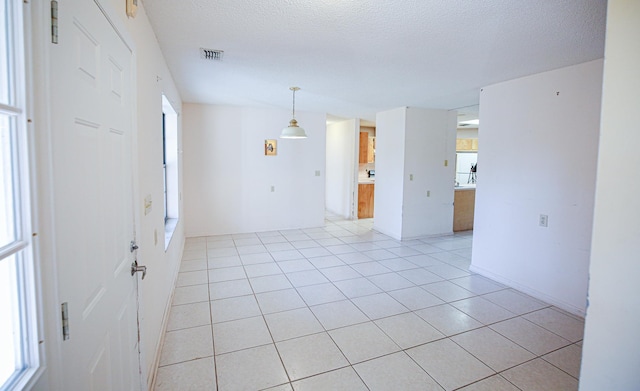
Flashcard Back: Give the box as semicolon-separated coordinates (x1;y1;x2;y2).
50;1;139;389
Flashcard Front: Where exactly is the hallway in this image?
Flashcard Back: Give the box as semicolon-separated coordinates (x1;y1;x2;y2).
154;215;584;390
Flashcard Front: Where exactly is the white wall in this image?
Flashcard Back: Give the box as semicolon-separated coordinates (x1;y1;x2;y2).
183;104;326;236
374;107;456;239
326;119;358;218
456;128;479;139
580;1;640;389
402;108;457;238
471;60;603;316
374;108;407;239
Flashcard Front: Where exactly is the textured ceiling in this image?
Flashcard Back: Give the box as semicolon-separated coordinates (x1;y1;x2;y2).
142;0;606;122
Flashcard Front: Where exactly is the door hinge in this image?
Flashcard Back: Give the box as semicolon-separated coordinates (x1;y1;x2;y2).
51;0;58;44
61;302;69;340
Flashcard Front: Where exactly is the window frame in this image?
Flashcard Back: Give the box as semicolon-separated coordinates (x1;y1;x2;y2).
0;1;42;389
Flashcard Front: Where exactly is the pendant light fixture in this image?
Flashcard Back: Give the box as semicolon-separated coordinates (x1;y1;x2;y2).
280;86;308;139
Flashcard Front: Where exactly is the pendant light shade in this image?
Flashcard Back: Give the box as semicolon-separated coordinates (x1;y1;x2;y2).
280;87;307;139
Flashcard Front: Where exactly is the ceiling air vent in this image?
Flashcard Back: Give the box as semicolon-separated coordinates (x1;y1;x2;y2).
200;48;224;61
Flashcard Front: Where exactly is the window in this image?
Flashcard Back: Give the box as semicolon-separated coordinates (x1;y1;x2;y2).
162;95;178;249
0;1;40;389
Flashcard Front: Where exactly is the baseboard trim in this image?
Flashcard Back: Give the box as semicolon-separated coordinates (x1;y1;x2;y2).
469;264;586;318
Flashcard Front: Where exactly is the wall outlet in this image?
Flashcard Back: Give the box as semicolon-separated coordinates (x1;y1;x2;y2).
315;170;321;177
444;159;448;167
539;214;548;227
427;190;431;197
154;229;158;245
270;185;275;192
410;174;414;181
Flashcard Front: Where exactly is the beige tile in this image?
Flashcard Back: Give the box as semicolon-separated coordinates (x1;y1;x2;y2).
378;257;420;271
491;317;571;356
407;339;494;390
397;268;444;285
502;358;578;391
451;327;534;372
237;244;268;255
159;325;213;366
209;279;253;300
207;255;242;269
212;316;272;354
208;247;239;258
450;296;516;325
264;307;324;342
244;262;282;278
523;308;585;342
210;295;261;323
388;286;444;311
176;270;208;287
208;266;246;283
354;352;444;391
328;322;401;364
307;255;345;269
182;249;206;261
172;284;209;305
449;275;506;295
264;383;293;391
179;259;207;272
457;375;519;391
481;289;548;315
240;252;275;265
375;312;445;349
206;238;234;248
277;259;315;273
256;288;306;314
276;333;349;381
368;272;414;291
270;249;305;262
296;283;347;306
333;277;382;298
216;344;289;391
249;274;293;293
351;292;409;319
310;300;368;330
416;304;483;336
403;254;444;267
318;265;361;281
166;302;211;331
543;343;582;378
292;367;367;391
287;270;329;287
426;264;471;279
154;357;215;391
421;281;476;302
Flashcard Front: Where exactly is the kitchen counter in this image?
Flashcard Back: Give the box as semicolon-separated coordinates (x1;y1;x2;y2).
358;183;375;218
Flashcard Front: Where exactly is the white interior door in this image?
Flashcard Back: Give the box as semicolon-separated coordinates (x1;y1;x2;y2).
49;1;140;389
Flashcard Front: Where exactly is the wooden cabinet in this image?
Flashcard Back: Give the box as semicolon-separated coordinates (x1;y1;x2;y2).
453;188;475;231
359;132;369;163
358;184;375;218
456;138;478;151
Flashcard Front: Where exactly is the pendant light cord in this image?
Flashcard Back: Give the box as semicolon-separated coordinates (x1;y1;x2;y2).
292;89;296;119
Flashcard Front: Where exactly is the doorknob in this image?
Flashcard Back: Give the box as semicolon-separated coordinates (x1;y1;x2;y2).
131;260;147;280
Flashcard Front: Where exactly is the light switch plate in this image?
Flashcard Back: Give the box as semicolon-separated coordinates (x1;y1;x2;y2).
144;195;152;215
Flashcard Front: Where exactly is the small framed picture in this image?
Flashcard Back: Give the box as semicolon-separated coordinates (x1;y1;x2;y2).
126;0;138;18
265;139;277;156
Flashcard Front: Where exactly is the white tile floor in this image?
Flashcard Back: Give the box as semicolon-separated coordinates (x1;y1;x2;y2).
154;215;584;391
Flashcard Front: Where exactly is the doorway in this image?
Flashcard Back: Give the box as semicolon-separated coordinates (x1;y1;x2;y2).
357;126;375;219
